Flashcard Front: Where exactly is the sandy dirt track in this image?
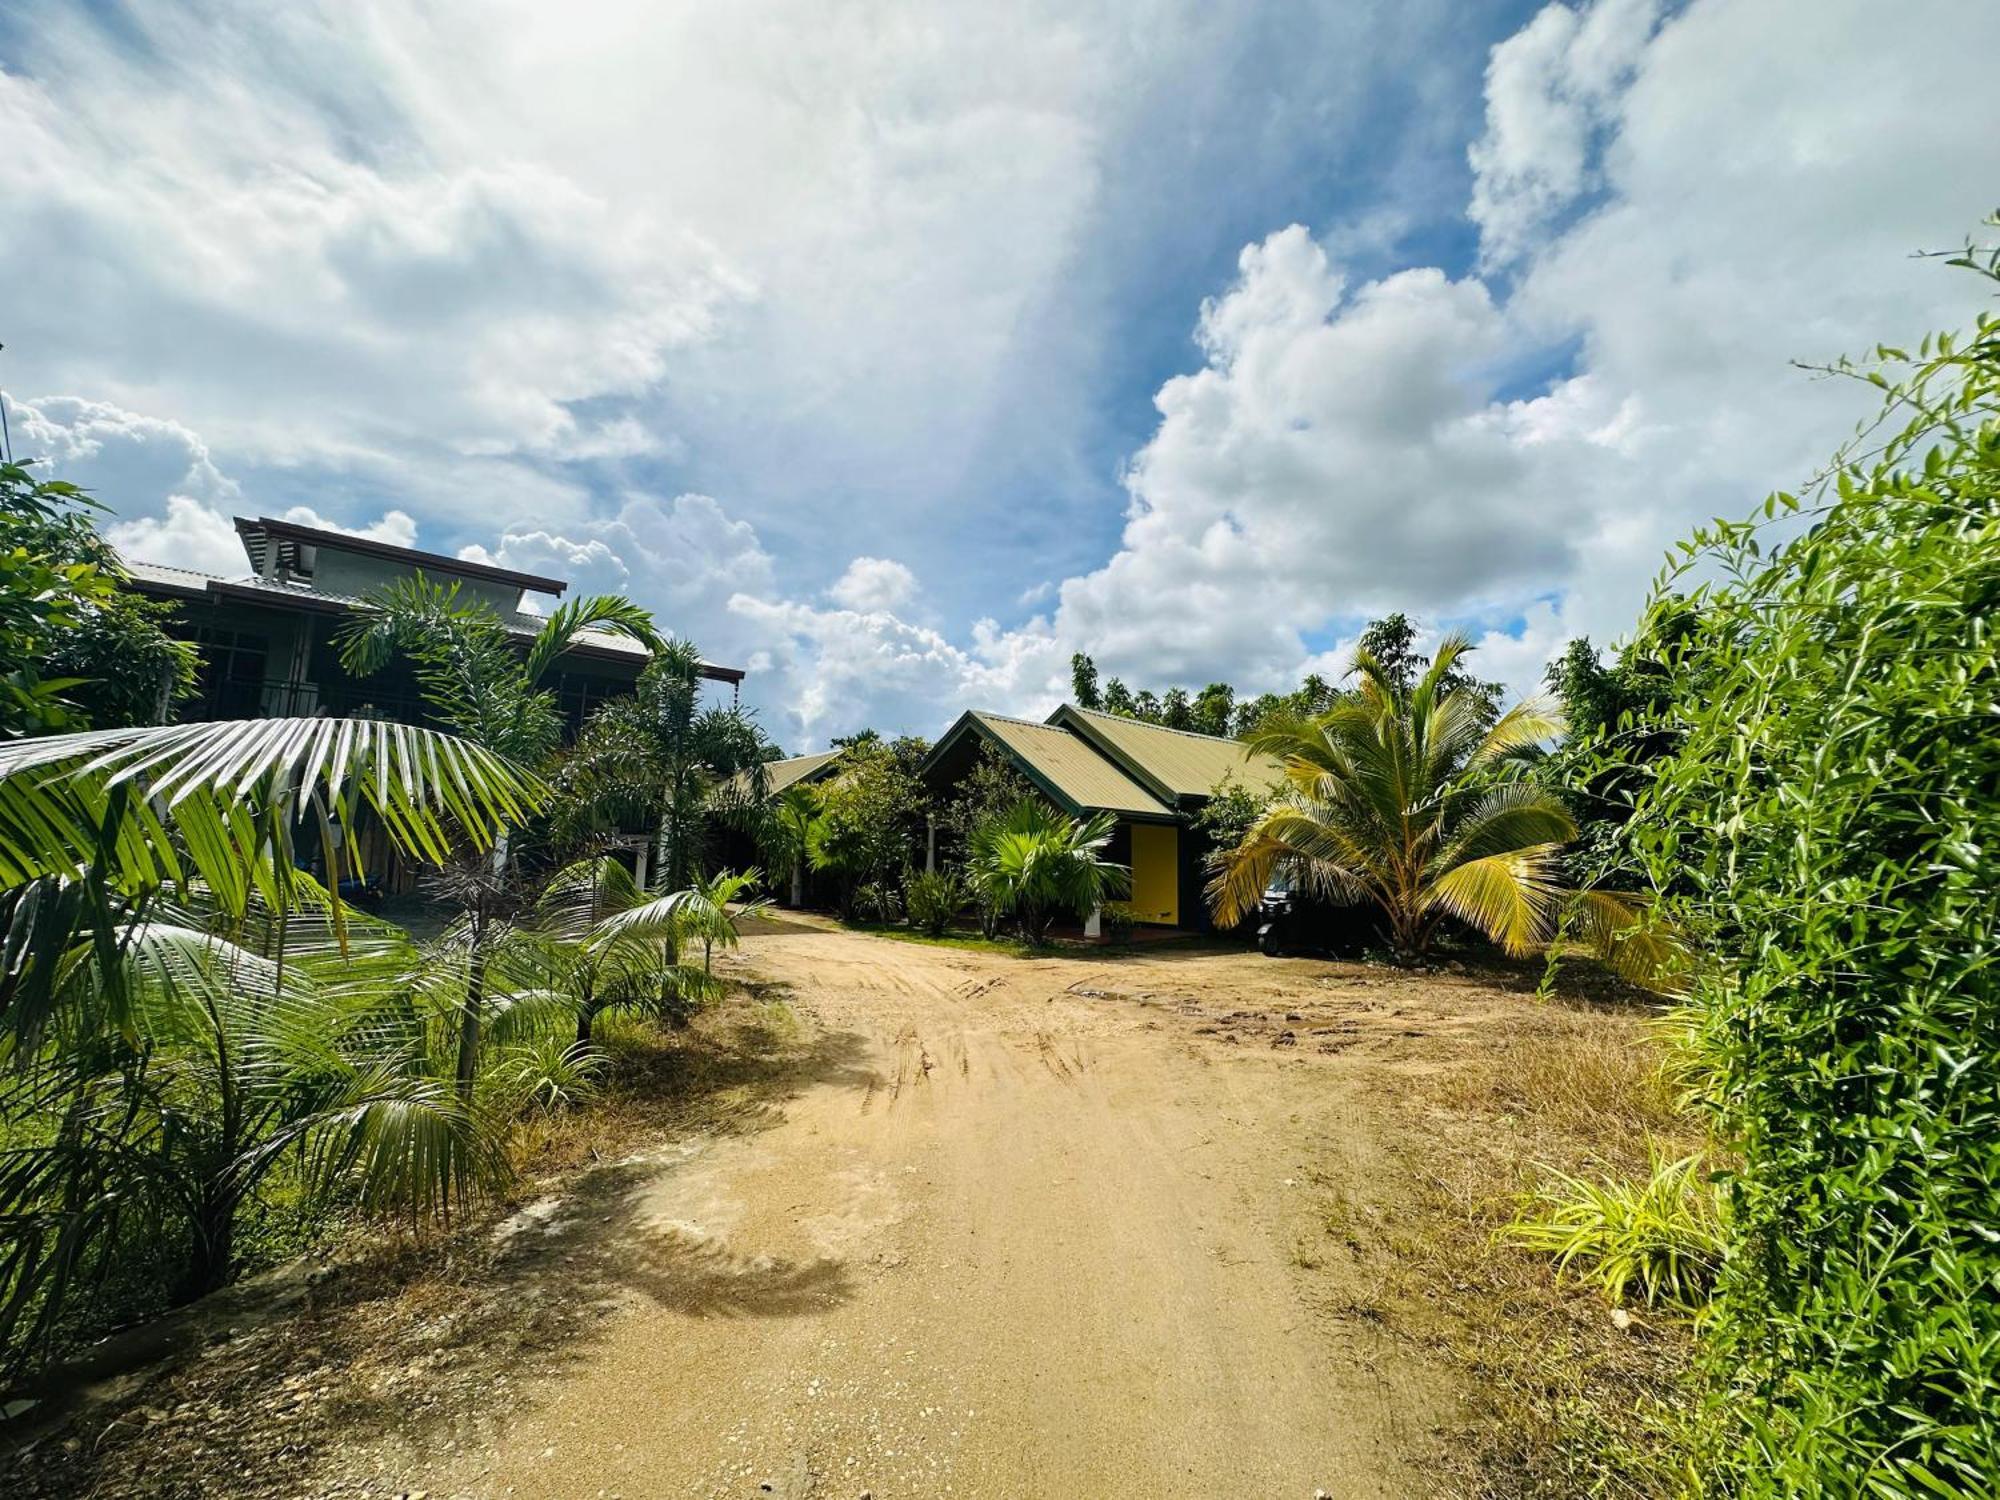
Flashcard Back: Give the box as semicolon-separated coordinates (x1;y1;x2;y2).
411;920;1454;1499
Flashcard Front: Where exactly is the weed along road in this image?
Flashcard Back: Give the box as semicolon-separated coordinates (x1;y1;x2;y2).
413;918;1452;1498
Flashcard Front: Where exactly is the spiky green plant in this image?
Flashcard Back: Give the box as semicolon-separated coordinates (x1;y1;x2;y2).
904;869;968;937
967;799;1129;945
1502;1147;1725;1312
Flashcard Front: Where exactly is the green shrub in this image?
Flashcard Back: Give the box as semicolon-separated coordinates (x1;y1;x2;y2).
1099;900;1137;943
851;879;903;925
1503;1148;1725;1312
1611;237;2000;1495
904;869;966;937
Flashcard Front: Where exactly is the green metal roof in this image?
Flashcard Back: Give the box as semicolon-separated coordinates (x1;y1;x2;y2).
948;712;1173;819
1049;705;1287;803
737;749;844;800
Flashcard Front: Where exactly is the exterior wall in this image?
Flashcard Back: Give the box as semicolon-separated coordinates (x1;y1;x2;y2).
1127;822;1180;926
311;547;524;614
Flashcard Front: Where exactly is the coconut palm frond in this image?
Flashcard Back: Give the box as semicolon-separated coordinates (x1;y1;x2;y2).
1470;695;1567;769
1563;888;1688;989
1423;843;1567;955
1435;783;1578;869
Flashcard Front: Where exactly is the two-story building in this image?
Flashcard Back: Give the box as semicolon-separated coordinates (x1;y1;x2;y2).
122;514;742;734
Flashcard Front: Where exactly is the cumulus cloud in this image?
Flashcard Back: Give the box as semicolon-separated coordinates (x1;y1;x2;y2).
1467;0;1661;266
827;557;918;613
106;497;248;579
1033;0;2000;705
8;0;1998;742
0;1;749;538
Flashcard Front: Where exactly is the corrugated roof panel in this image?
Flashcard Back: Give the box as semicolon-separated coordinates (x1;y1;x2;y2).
971;713;1171;818
756;750;844;798
1054;706;1286;801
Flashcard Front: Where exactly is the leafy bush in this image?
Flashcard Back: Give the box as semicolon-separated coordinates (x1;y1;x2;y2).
1503;1149;1725;1312
807;737;929;915
904;869;967;937
1610;238;2000;1494
851;879;904;925
1098;901;1137;943
0;462;198;733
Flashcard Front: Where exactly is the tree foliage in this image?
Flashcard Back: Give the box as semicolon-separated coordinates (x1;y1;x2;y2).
1607;241;2000;1496
807;736;928;914
1210;638;1608;963
0;464;196;735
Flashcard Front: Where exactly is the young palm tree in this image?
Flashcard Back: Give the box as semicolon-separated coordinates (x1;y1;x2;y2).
967;799;1130;945
0;888;509;1362
337;578;661;1089
685;868;769;973
760;783;823;907
553;639;771;892
531;856;720;1043
1211;635;1586;964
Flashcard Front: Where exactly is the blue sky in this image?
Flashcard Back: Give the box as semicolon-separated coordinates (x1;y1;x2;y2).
3;0;1995;749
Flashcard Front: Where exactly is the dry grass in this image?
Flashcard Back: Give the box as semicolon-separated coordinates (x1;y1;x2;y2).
1433;1000;1700;1168
1317;972;1708;1498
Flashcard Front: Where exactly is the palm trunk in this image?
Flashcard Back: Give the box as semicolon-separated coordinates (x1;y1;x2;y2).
180;1183;240;1301
456;944;487;1099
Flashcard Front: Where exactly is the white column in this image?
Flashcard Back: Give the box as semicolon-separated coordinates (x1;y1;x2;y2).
1084;905;1102;939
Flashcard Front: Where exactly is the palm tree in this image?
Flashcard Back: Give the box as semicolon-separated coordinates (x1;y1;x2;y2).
336;574;661;769
1211;636;1596;965
553;639;771;892
532;856;720;1043
0;886;510;1361
967;799;1130;945
760;784;822;908
337;578;661;1088
684;868;769;973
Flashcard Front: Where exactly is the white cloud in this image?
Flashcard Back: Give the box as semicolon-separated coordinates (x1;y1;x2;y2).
106;497;247;579
8;394;237;511
827;557;918;613
1467;0;1661;266
1028;0;2000;706
0;3;749;530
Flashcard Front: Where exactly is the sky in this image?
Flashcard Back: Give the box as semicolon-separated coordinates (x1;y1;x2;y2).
2;0;1996;750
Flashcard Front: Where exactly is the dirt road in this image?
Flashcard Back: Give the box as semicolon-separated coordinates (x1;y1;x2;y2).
414;921;1453;1499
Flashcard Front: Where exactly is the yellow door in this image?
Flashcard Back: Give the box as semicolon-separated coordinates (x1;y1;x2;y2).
1128;822;1179;926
